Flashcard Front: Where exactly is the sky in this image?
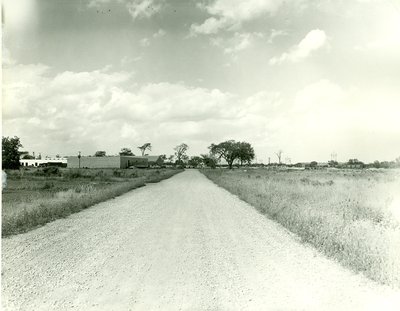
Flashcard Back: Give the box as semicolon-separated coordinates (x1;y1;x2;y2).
2;0;400;163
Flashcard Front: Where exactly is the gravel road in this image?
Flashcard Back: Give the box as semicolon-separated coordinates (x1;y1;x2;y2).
2;170;400;310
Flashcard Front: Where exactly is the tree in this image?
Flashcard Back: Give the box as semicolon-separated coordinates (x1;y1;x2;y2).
201;154;217;169
119;148;134;156
188;156;203;168
94;151;106;157
174;143;189;166
275;150;283;164
373;160;381;168
209;140;251;169
328;160;338;167
138;143;151;156
167;155;174;163
21;154;35;160
237;142;255;166
2;136;23;169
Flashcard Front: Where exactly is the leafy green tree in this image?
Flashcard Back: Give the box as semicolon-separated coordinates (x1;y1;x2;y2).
328;160;338;167
167;155;174;163
209;140;254;169
373;160;381;168
94;151;106;157
174;143;189;165
119;148;134;156
201;154;217;169
188;156;203;168
237;142;255;166
21;154;35;160
2;136;23;169
138;143;152;156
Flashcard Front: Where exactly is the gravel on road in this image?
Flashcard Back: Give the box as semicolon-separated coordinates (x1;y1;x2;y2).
2;170;400;310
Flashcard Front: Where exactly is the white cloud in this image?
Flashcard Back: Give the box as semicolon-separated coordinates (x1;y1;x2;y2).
190;17;230;35
294;79;344;112
3;58;400;161
139;37;150;47
3;61;252;155
127;0;162;20
210;32;263;54
355;14;400;51
88;0;162;20
224;33;252;54
269;29;328;65
191;0;285;35
207;0;283;20
88;0;120;7
153;29;166;38
268;29;288;43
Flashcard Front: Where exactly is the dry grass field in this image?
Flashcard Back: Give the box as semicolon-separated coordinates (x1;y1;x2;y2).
2;167;182;236
201;168;400;288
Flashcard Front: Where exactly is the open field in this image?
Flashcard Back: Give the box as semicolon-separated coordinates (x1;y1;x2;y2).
3;170;399;310
2;167;182;236
201;168;400;288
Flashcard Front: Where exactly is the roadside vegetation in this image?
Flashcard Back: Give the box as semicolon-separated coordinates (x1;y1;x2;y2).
2;167;182;236
201;168;400;288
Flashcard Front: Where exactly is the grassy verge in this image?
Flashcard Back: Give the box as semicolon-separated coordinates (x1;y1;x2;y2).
2;168;182;237
201;168;400;288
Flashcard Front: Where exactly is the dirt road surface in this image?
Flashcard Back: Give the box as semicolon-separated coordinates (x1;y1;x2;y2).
2;170;400;310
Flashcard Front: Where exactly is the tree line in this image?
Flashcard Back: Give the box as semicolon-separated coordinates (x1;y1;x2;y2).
2;136;255;170
92;140;254;169
5;135;400;170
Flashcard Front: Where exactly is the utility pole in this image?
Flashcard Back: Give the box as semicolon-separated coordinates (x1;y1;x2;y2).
78;151;81;169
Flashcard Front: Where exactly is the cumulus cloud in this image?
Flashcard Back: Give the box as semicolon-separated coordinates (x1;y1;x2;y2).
191;0;285;35
4;57;399;161
269;29;328;65
3;61;262;156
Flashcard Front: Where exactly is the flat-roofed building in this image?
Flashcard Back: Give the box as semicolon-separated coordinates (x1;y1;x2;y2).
20;158;68;167
67;156;149;169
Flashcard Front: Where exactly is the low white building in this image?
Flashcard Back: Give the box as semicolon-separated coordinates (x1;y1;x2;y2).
20;158;68;167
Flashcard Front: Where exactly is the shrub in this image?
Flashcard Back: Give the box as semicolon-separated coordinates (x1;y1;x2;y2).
43;166;60;176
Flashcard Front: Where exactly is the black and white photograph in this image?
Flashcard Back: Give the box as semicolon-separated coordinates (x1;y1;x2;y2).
2;0;400;310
